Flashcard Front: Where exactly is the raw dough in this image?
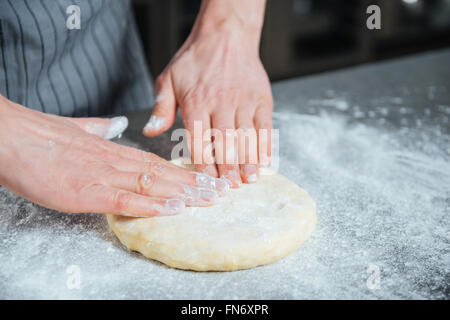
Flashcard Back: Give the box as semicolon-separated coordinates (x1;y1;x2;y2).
107;158;317;271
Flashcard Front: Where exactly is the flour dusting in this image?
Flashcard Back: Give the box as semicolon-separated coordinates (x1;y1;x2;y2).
1;106;448;298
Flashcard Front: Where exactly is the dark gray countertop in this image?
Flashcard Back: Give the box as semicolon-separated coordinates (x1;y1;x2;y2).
1;49;449;299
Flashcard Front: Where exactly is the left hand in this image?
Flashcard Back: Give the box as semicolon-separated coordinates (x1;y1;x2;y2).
143;25;273;187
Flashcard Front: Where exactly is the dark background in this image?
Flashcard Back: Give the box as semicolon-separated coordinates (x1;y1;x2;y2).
132;0;450;81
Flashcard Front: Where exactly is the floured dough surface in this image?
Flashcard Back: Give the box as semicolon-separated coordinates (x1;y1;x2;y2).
107;158;317;271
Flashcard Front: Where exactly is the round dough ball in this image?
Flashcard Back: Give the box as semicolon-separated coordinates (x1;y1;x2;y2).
107;158;317;271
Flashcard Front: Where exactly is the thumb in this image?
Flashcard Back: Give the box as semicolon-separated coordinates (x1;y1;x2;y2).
68;116;129;140
143;73;177;137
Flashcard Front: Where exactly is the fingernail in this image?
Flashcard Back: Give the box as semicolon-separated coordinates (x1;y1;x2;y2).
242;165;258;183
181;185;218;203
223;171;241;188
164;199;185;215
104;116;128;140
196;173;230;195
144;115;165;132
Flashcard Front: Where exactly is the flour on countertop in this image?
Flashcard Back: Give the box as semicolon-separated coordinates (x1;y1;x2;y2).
1;103;449;298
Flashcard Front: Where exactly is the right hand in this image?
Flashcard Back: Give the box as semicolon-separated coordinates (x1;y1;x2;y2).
0;95;229;217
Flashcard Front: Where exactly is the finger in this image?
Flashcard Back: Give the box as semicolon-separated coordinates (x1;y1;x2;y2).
143;73;177;137
211;110;242;188
75;126;228;194
235;109;259;183
254;103;273;167
105;169;219;206
182;107;219;178
110;158;229;196
69;116;128;140
80;184;185;217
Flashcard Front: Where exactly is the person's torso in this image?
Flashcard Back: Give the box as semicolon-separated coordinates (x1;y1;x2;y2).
0;0;154;116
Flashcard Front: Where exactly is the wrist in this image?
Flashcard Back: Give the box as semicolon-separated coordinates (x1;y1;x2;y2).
191;0;265;48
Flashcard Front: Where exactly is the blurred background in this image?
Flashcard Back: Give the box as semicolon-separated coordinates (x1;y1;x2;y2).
131;0;450;81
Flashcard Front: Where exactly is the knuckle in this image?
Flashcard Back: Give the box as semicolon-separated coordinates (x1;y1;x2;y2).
137;161;165;193
137;171;157;194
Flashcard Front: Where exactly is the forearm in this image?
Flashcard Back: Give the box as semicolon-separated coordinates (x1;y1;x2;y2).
192;0;266;47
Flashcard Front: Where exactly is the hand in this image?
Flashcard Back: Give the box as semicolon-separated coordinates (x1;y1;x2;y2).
0;95;229;217
143;11;273;187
